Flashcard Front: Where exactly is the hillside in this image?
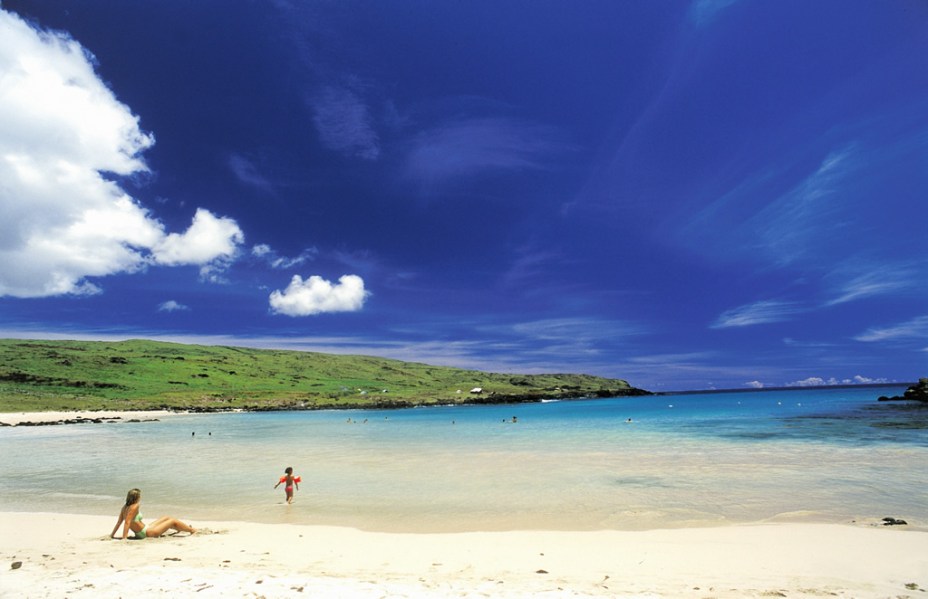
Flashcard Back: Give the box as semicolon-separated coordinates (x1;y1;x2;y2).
0;339;647;412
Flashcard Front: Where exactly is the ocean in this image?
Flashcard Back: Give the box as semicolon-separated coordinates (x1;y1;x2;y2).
1;386;925;532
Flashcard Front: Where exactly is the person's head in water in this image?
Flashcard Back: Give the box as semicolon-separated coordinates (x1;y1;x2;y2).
125;488;141;506
284;467;292;475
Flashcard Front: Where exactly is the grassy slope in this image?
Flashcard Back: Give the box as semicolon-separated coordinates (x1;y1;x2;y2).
0;339;646;412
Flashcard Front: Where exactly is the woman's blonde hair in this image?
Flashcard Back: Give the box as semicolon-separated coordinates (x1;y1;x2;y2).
125;488;141;506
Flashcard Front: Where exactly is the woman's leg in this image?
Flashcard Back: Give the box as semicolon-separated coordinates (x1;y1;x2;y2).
144;516;196;537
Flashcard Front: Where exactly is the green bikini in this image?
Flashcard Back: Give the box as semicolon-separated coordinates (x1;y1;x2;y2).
134;512;148;539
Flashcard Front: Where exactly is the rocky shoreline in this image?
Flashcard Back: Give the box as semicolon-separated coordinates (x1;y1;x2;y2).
0;410;176;427
0;388;650;427
878;378;928;403
0;415;163;427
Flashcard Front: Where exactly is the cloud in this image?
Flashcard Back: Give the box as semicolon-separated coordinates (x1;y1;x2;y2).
227;153;274;193
405;117;567;186
510;317;645;344
158;300;190;312
252;244;318;269
788;377;827;387
0;9;244;298
749;146;856;266
745;380;764;389
682;145;862;270
852;375;889;384
854;315;928;342
782;337;835;348
787;375;889;387
500;245;564;289
825;264;914;306
311;85;380;160
688;0;743;27
152;208;244;266
269;274;369;316
711;300;803;329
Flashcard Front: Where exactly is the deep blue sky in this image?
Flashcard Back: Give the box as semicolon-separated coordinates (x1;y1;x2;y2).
1;1;925;391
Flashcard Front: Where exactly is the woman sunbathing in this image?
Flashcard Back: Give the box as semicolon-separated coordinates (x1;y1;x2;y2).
110;488;196;539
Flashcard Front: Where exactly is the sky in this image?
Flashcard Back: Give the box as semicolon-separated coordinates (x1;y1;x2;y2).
0;1;925;391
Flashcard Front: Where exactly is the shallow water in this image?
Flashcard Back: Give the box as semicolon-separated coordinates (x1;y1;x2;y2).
1;386;925;532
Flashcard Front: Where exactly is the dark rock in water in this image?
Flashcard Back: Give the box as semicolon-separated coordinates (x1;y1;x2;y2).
882;517;908;526
878;378;928;403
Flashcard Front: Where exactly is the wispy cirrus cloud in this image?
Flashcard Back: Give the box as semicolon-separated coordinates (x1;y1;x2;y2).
688;0;743;27
404;117;568;186
252;244;318;269
854;315;928;342
711;300;803;329
678;144;862;271
227;153;274;194
501;244;564;289
311;85;380;160
510;317;646;345
824;263;914;306
749;145;857;266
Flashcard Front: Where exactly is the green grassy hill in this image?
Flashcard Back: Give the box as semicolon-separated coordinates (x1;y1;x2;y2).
0;339;647;412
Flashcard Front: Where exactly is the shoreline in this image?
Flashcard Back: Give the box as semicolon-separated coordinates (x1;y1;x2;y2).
0;380;912;426
2;512;926;598
0;409;186;427
0;388;651;425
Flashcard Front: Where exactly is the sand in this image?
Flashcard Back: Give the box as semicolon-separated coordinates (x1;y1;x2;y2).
2;512;926;598
3;411;926;596
0;410;183;426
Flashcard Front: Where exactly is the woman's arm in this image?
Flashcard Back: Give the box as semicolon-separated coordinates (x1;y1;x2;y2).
111;506;126;539
121;504;138;540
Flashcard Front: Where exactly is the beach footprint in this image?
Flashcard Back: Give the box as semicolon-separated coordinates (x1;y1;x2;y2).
190;528;227;535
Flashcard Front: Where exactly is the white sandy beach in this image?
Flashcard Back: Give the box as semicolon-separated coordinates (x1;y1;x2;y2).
0;410;184;426
2;512;926;598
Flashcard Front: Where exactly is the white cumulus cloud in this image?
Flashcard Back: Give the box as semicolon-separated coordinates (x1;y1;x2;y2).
0;9;244;298
152;208;243;266
852;375;888;384
269;274;369;316
786;375;888;387
787;377;827;387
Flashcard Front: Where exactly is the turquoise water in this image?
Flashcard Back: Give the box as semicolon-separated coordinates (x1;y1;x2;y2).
1;386;925;532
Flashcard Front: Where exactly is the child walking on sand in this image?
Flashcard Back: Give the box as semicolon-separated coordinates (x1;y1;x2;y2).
274;466;300;504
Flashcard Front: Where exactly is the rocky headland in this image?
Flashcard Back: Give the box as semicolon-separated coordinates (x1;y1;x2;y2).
878;378;928;403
